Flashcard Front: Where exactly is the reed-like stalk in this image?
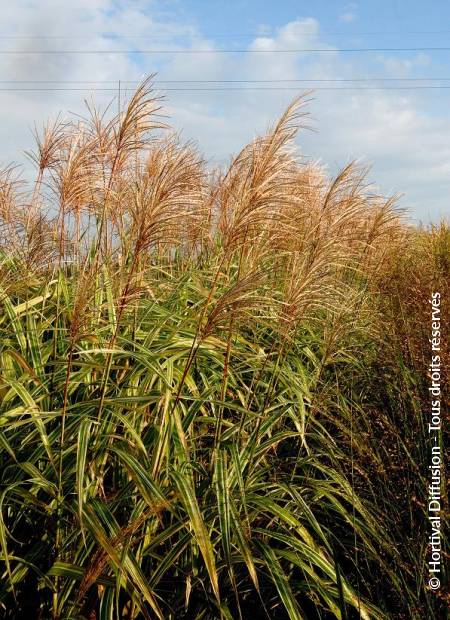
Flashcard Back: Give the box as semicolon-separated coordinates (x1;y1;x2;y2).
0;78;447;620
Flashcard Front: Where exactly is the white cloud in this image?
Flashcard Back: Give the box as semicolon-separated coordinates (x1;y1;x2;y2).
0;5;447;222
377;53;431;76
339;11;356;23
339;3;357;23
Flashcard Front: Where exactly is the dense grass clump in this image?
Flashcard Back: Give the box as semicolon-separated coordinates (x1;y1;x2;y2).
0;78;448;619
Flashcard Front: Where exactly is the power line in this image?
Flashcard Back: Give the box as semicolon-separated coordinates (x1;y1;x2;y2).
1;86;450;91
1;30;450;39
1;78;450;84
0;47;450;54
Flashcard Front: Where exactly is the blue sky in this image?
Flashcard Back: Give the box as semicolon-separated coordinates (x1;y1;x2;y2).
176;0;449;38
1;0;449;221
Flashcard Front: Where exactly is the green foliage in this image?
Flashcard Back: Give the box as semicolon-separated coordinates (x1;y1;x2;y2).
0;254;445;619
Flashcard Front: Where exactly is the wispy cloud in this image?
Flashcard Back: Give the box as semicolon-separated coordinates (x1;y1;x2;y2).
339;3;357;23
339;11;356;23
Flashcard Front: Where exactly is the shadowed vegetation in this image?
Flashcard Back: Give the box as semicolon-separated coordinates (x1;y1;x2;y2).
0;77;448;619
